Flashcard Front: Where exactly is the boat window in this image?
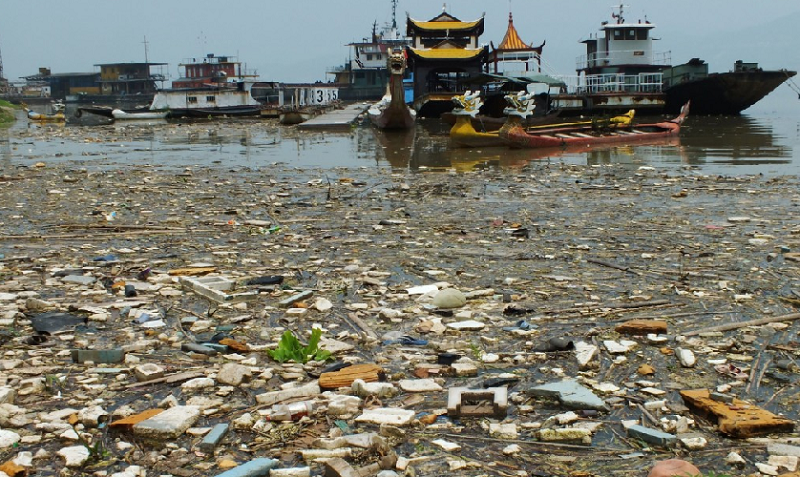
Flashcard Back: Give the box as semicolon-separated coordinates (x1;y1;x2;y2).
188;97;198;104
627;29;636;40
613;29;623;40
636;29;648;40
206;96;215;103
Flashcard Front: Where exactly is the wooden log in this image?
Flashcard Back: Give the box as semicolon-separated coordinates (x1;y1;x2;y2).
319;363;384;390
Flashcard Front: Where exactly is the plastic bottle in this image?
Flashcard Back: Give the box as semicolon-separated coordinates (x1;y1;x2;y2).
267;401;314;421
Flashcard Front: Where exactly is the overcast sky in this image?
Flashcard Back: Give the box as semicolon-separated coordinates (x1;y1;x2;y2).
2;0;798;91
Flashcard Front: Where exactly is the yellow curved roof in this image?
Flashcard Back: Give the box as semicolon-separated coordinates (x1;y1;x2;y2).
498;13;532;50
409;19;483;31
409;48;485;59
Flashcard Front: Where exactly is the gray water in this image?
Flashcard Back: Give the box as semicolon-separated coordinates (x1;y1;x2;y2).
5;98;800;176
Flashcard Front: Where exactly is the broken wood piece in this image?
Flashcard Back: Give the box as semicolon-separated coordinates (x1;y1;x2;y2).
683;313;800;337
109;408;165;429
322;457;360;477
615;319;668;335
587;258;641;275
679;389;794;438
124;371;205;389
168;267;217;276
319;364;384;390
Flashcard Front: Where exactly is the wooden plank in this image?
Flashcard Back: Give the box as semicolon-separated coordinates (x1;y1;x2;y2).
298;103;370;130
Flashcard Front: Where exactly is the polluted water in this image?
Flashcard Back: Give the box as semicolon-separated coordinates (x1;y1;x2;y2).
0;97;798;476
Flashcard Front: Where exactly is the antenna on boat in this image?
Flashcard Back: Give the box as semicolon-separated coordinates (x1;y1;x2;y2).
142;36;149;63
391;0;398;30
611;4;629;24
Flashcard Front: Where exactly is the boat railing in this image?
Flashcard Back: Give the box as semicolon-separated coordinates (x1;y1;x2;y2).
327;65;348;73
549;73;664;94
576;50;671;70
570;73;664;94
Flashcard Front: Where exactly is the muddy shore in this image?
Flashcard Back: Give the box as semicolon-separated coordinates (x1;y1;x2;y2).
0;153;799;476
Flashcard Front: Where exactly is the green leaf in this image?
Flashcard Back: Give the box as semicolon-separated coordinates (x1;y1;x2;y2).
267;329;332;363
268;330;304;363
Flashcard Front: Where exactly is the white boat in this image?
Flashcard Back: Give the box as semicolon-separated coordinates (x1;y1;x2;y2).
150;82;263;118
111;109;169;120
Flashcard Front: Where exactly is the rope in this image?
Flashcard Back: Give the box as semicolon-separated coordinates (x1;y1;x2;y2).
784;71;800;99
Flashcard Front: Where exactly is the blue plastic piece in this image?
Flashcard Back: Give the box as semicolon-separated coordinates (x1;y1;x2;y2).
213;458;278;477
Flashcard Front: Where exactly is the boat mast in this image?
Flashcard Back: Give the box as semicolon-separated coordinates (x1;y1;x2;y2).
391;0;398;30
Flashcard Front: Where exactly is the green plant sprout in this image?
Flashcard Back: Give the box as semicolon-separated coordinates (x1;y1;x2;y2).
268;328;332;363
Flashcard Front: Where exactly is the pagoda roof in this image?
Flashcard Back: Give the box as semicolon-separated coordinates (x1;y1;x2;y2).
496;13;543;52
407;11;484;35
407;47;486;61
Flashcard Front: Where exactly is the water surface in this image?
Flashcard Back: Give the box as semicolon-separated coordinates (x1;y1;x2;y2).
5;101;800;177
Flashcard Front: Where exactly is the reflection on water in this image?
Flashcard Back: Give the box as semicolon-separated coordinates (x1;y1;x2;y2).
680;116;793;168
4;111;798;175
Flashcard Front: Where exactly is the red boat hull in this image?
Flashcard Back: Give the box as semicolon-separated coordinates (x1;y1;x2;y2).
500;103;689;149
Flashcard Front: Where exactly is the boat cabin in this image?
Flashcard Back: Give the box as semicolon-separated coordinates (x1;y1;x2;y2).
21;68;100;99
150;81;261;111
575;5;670;94
173;54;258;88
95;62;167;96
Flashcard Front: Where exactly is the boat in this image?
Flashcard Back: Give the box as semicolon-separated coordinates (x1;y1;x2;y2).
499;91;689;149
23;101;66;122
449;91;509;148
567;5;796;116
278;107;315;125
150;82;263;119
663;59;797;115
326;0;412;101
368;49;416;129
450;90;636;148
462;6;795;117
111;109;169;120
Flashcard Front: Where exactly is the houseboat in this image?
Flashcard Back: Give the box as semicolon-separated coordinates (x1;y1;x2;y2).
150;81;263;118
148;53;263;118
68;62;167;105
326;0;412;101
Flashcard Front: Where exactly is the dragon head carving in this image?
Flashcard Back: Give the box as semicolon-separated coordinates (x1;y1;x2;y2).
503;91;536;118
387;49;407;76
451;90;484;117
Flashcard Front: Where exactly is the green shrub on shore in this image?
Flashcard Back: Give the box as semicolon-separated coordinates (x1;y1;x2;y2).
0;99;18;127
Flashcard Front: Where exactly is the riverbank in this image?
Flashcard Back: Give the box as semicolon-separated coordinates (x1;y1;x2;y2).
0;157;799;476
0;100;16;127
